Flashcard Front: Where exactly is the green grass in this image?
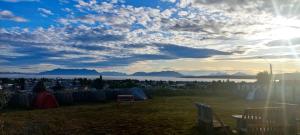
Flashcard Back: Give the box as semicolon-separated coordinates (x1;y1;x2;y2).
0;94;271;135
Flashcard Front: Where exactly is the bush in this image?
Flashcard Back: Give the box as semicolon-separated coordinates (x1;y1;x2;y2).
0;91;11;109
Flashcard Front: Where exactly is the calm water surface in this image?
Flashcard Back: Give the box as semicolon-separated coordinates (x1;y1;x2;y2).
0;74;256;83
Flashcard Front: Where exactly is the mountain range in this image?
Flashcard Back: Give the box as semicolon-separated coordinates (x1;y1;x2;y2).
1;68;253;78
131;71;183;77
39;68;183;77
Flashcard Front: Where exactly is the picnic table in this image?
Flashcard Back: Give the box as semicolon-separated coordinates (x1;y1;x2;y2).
117;95;134;105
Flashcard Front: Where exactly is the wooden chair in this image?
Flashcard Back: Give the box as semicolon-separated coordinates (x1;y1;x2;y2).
236;107;289;135
195;103;230;135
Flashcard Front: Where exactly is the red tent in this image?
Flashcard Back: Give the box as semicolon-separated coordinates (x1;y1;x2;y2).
34;91;59;109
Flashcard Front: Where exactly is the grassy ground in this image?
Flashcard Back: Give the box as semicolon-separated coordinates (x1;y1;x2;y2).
0;93;271;135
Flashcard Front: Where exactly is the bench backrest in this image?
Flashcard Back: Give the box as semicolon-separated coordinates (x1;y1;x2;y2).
195;103;213;125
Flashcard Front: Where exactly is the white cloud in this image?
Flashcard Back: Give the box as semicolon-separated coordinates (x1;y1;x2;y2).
2;0;300;73
161;0;176;3
0;10;27;22
38;8;54;17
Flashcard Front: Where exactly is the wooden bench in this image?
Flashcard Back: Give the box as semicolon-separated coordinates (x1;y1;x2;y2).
233;107;290;135
195;103;230;135
117;95;134;105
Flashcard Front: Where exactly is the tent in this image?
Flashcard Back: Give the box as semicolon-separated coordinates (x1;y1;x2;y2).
105;88;147;101
246;89;256;101
33;91;59;109
130;87;147;100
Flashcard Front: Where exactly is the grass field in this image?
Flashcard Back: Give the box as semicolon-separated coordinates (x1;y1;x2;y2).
0;93;279;135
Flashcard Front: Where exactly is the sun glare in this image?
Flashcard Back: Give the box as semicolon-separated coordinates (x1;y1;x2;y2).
270;17;300;40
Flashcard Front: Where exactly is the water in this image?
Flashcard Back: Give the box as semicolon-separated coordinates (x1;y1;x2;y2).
0;74;256;82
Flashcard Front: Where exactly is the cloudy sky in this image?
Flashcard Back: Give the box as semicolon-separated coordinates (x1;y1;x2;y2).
1;0;300;75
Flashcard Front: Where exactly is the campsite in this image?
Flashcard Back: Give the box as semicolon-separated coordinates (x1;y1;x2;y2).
0;90;263;135
1;76;300;134
0;86;298;135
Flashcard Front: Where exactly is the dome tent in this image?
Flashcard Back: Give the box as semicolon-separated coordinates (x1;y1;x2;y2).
32;81;59;109
130;87;147;100
34;91;59;109
105;87;147;101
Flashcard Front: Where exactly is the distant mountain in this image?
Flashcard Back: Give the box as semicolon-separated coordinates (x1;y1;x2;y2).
209;72;229;76
231;72;250;76
131;71;183;77
182;71;255;79
100;71;127;76
0;72;35;75
38;69;182;77
39;68;100;75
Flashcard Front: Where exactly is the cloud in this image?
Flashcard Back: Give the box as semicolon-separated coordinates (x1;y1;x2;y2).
38;8;54;17
215;54;300;60
156;43;230;58
0;10;27;22
266;38;300;46
2;0;300;73
161;0;176;3
0;26;231;70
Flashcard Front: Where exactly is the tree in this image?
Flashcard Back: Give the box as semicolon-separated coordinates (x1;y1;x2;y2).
19;78;25;90
52;80;65;91
256;71;271;85
92;75;104;90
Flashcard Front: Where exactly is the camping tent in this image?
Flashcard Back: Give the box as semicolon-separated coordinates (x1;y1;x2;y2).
33;91;59;109
105;88;147;101
130;87;147;100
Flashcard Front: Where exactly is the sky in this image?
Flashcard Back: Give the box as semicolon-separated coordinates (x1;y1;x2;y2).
1;0;300;75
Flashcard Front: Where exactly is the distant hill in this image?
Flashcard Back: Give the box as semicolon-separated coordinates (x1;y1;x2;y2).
0;72;35;75
209;72;229;76
182;72;255;79
39;68;100;75
231;72;250;76
100;71;127;76
131;71;183;77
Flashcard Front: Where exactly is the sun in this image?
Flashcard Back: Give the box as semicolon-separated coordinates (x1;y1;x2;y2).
270;17;300;40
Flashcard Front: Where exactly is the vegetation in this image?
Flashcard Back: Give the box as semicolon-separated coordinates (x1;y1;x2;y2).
52;80;65;91
256;71;271;85
0;89;270;135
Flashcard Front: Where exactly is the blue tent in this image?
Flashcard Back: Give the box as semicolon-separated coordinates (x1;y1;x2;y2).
105;88;148;101
130;87;147;100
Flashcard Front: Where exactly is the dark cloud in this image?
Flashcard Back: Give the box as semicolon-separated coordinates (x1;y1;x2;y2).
170;23;216;33
69;34;125;43
155;43;230;58
63;26;125;43
0;36;231;68
74;44;110;51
